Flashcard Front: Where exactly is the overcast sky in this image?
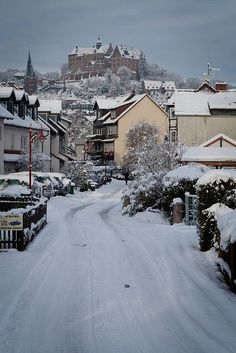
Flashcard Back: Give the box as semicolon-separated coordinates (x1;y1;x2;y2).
1;0;235;83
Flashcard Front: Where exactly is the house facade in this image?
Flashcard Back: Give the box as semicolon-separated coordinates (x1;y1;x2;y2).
0;87;50;173
166;86;236;146
89;93;168;166
38;100;74;172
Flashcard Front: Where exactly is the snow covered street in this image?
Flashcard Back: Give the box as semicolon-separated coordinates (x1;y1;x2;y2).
0;180;236;353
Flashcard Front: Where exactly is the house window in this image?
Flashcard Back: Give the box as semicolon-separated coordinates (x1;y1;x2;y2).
108;125;117;135
11;134;15;149
104;142;114;152
19;104;25;118
170;119;177;127
7;101;14;114
95;128;102;135
170;130;177;143
21;135;27;149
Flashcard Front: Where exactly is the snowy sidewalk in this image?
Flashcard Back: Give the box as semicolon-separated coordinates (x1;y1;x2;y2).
0;180;236;353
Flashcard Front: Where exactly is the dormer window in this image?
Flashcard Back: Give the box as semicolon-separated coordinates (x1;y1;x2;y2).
111;110;116;119
19;103;25;118
7;100;14;114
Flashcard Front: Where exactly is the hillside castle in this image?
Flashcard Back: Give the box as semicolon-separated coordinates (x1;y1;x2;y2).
67;37;143;80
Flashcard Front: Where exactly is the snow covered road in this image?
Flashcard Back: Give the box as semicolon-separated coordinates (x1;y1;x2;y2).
0;180;236;353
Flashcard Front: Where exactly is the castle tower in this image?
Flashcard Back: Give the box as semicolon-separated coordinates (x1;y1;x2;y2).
96;37;102;50
24;51;37;94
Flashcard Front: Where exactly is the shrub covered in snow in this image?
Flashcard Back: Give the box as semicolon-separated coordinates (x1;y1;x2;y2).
161;164;207;219
196;170;236;251
122;172;164;216
202;203;236;290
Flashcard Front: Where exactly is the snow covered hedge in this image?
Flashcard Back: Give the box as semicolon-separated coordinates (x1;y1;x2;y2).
161;164;207;219
122;172;164;216
196;170;236;251
202;203;236;290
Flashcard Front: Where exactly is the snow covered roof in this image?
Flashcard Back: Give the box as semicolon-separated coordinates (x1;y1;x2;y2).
5;115;50;130
69;44;111;56
28;95;39;106
117;45;141;59
94;94;132;110
14;90;28;102
0;87;14;99
208;92;236;110
182;147;236;162
103;94;164;124
0;104;14;119
175;91;211;116
144;80;176;91
39;100;62;114
174;91;236;116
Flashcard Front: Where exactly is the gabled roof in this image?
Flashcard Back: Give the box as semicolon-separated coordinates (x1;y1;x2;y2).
28;95;39;106
93;94;132;110
0;87;14;99
103;94;167;124
199;134;236;147
69;44;111;56
115;45;141;59
182;147;236;162
196;81;216;93
14;89;28;102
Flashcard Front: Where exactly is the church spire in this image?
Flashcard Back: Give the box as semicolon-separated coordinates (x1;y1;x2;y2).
26;51;35;77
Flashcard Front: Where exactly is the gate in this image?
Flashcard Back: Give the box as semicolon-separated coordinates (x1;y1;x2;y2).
185;192;198;226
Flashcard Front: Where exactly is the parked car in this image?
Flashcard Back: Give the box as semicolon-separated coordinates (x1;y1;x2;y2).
0;174;42;197
44;172;70;195
9;172;55;198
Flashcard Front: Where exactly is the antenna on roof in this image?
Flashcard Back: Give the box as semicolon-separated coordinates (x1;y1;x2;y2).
203;62;220;83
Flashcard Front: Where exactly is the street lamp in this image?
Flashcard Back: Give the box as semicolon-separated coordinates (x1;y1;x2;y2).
28;124;49;190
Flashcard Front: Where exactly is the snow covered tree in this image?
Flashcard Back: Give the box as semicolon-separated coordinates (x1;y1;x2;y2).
66;160;94;189
64;110;93;154
138;51;148;79
122;122;181;215
18;146;50;172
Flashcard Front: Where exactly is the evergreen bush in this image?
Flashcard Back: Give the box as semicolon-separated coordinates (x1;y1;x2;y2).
196;171;236;251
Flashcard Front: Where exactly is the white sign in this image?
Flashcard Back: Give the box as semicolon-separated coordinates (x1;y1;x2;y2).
0;215;23;230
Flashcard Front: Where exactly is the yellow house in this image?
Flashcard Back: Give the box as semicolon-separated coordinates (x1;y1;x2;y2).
168;90;236;146
91;93;168;166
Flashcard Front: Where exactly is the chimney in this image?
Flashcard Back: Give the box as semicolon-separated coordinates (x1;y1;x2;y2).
215;82;228;91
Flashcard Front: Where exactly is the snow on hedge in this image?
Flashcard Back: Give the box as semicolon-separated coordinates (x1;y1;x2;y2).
205;203;236;250
163;164;207;187
197;169;236;186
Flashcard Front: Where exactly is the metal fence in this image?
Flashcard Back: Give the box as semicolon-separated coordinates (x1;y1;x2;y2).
185;192;198;226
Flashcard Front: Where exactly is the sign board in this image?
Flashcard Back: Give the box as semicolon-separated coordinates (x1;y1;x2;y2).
0;215;23;230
